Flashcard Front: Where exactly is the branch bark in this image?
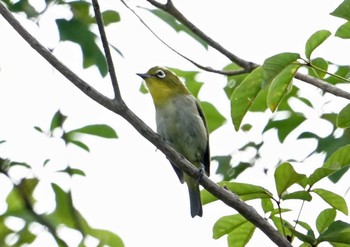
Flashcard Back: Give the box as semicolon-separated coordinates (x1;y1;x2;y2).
146;0;350;100
0;2;294;247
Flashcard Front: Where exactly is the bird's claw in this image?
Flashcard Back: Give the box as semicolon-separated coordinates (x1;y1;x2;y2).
196;167;205;184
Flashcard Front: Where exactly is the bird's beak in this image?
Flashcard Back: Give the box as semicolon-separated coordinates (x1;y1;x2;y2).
136;73;151;79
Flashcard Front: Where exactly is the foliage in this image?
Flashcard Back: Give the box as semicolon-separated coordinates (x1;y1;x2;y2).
0;111;120;247
1;0;350;247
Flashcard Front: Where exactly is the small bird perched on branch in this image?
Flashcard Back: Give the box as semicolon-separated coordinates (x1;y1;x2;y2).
137;66;210;217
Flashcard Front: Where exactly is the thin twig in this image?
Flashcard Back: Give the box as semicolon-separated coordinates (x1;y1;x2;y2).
120;0;247;76
92;0;122;101
147;0;254;70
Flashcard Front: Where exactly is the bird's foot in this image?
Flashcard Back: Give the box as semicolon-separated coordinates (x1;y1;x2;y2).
196;167;205;184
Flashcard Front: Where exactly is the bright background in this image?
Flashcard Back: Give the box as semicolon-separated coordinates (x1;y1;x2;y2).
0;0;349;246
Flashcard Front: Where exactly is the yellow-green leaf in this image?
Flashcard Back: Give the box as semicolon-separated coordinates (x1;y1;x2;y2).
267;64;300;112
337;103;350;128
230;66;265;130
274;163;307;197
312;188;348;215
305;30;331;59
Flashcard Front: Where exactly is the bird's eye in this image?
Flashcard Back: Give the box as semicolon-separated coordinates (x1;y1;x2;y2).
155;70;166;79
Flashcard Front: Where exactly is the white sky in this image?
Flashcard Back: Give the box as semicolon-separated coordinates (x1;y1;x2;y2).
0;0;350;246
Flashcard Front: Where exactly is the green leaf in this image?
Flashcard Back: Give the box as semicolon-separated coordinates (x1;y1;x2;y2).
202;181;272;205
308;167;339;187
213;154;251;181
308;57;329;78
305;30;331;59
227;220;255;247
224;181;272;201
296;221;313;232
213;214;255;247
269;208;292;217
318;220;350;244
261;198;274;213
139;81;149;94
7;0;38;19
267;64;300;112
223;63;247;98
201;188;217;205
325;64;350;84
312;188;348;215
274;163;307;197
337;103;350;128
68;140;90;152
101;10;121;26
169;68;202;98
285;226;317;245
270;216;293;237
6;189;25;213
230;66;265;130
88;228;124;247
264;112;305;143
323;144;350;182
67;124;118;139
15;224;36;246
58;167;86;177
299;243;312;247
213;155;232;180
281;190;312;201
47;183;77;228
316;208;337;234
262;52;300;84
200;101;226;133
213;214;245;239
331;0;350;21
34;126;44;133
19;178;39;204
50;110;67;131
149;9;208;49
68;1;91;23
329;166;350;184
299;128;350;163
56;18;107;76
335;21;350;39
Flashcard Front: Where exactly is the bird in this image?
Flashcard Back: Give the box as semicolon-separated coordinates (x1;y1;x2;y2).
137;66;210;217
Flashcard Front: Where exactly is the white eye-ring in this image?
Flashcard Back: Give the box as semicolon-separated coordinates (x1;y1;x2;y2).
155;69;166;79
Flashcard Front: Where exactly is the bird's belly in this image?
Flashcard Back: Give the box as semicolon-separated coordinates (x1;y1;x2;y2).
156;104;206;164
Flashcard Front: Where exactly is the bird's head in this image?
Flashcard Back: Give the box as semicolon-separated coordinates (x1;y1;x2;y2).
137;66;188;106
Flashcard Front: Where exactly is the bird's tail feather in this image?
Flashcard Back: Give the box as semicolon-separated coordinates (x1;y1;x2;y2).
187;180;203;217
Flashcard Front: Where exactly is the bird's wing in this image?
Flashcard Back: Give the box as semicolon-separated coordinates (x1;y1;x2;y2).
195;100;210;176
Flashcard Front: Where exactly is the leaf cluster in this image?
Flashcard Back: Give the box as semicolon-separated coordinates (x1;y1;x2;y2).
0;111;119;246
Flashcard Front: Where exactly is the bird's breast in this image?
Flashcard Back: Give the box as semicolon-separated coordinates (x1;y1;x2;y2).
155;95;207;163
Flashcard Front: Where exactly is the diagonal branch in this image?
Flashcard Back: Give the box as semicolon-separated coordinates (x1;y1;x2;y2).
146;0;350;100
0;2;293;247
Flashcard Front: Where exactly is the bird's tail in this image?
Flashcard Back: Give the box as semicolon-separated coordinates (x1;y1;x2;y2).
186;178;203;217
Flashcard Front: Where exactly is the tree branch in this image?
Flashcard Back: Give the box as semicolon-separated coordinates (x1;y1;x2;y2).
0;2;293;247
91;0;122;101
146;0;350;100
294;72;350;99
147;0;255;70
